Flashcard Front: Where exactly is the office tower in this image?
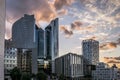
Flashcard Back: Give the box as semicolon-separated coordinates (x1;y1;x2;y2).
82;39;99;65
12;14;38;74
12;14;37;48
92;63;120;80
4;39;17;80
55;53;84;79
45;18;59;59
17;49;32;74
82;39;99;77
45;18;59;73
0;0;5;79
38;28;45;59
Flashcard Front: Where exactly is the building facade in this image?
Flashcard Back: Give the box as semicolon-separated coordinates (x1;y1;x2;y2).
0;0;5;79
82;39;99;76
45;18;59;60
45;18;59;73
12;14;38;74
38;28;45;59
4;40;17;80
55;53;84;79
12;14;37;48
17;49;32;74
82;39;99;65
92;62;120;80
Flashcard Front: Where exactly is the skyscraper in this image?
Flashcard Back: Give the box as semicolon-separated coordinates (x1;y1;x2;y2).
38;28;45;59
45;18;59;73
12;14;37;48
82;39;99;65
12;14;38;74
45;18;59;60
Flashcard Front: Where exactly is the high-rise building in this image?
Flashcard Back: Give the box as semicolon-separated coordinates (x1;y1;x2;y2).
45;18;59;73
12;14;38;74
55;53;84;79
0;0;5;79
82;39;99;76
82;39;99;65
12;14;37;48
38;28;45;59
4;39;17;80
92;62;120;80
45;18;59;60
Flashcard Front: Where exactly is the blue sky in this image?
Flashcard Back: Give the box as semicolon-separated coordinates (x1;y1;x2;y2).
6;0;120;67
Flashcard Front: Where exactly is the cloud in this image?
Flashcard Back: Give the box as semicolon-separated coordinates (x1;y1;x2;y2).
60;25;73;38
57;9;68;16
6;0;56;22
100;37;120;50
71;21;82;30
103;57;120;68
54;0;74;10
100;42;117;50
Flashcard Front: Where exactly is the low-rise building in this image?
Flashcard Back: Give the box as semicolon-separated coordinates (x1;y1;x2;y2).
92;62;120;80
55;53;84;79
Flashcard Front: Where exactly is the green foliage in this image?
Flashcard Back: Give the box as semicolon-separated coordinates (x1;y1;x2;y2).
10;67;21;80
59;74;65;80
21;72;31;80
36;71;47;80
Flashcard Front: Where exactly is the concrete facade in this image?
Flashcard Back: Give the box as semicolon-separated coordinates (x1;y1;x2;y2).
82;39;99;65
55;53;84;78
92;62;120;80
0;0;5;79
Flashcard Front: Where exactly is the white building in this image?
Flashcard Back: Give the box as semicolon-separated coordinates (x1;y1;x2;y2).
55;53;84;79
92;62;120;80
4;40;17;80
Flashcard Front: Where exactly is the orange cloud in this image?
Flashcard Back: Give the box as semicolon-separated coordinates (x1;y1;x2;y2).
103;57;120;68
100;42;117;50
54;0;74;10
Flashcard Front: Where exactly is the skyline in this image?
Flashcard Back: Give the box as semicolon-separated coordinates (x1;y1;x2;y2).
6;0;120;67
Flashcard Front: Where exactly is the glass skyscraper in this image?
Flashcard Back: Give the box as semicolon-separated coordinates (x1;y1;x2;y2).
45;18;59;60
12;14;37;48
45;18;59;73
38;28;45;59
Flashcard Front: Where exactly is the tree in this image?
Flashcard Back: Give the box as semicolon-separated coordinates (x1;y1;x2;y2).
10;67;21;80
36;71;47;80
21;72;31;80
59;74;65;80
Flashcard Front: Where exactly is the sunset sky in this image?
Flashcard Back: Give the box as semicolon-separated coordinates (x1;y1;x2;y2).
6;0;120;67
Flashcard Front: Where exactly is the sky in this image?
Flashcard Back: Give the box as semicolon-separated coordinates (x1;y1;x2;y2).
6;0;120;68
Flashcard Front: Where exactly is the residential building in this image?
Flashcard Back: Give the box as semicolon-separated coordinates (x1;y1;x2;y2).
92;62;120;80
4;39;17;80
17;49;32;74
55;53;84;79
